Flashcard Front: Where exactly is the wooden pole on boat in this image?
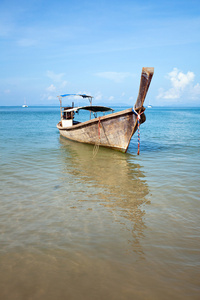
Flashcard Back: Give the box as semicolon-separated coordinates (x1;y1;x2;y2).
58;96;63;121
89;96;92;120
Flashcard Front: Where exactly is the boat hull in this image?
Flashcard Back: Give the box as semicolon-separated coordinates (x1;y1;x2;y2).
57;108;145;152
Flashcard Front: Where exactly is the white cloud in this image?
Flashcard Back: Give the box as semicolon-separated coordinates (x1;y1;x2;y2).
47;95;56;100
43;84;57;101
95;92;102;101
4;89;10;94
41;92;57;101
157;68;197;100
108;96;114;101
95;72;133;83
43;71;69;101
17;38;37;47
46;84;56;92
169;68;194;89
191;83;200;99
46;71;65;82
60;80;68;88
157;87;180;99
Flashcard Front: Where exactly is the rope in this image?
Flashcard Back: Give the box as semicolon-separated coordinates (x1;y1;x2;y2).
93;117;101;158
98;117;101;139
137;115;140;155
133;107;144;155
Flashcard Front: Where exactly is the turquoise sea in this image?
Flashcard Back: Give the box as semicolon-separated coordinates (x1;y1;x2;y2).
0;106;199;300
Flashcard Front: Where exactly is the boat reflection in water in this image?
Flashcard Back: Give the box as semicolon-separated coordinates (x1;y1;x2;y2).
59;136;150;256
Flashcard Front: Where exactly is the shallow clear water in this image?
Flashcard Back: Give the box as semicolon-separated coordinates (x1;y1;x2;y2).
0;106;199;299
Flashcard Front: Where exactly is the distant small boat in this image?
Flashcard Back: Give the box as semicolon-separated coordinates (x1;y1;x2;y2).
57;67;154;153
147;100;152;108
22;99;28;108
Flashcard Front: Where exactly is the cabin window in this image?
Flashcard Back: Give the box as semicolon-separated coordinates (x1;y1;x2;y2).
63;108;74;120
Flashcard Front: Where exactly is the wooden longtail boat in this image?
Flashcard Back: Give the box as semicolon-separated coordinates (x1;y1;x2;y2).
57;67;154;153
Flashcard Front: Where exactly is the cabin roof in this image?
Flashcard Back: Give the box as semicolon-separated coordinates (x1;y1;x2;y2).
62;105;114;113
59;94;93;98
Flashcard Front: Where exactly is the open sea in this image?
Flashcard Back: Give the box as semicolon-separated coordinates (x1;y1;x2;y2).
0;106;199;300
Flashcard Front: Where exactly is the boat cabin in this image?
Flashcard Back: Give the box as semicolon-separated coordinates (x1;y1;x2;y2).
62;107;74;127
58;94;114;128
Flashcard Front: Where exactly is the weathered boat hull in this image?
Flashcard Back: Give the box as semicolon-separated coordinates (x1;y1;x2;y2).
57;108;145;152
57;67;154;153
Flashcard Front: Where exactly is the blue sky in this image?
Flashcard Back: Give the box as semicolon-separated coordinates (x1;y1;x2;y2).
1;0;200;106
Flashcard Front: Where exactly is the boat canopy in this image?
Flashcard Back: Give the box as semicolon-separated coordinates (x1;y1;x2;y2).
59;94;114;114
63;105;113;113
59;94;93;98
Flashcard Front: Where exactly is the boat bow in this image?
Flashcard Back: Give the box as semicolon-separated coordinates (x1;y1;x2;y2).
57;67;154;153
134;67;154;111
